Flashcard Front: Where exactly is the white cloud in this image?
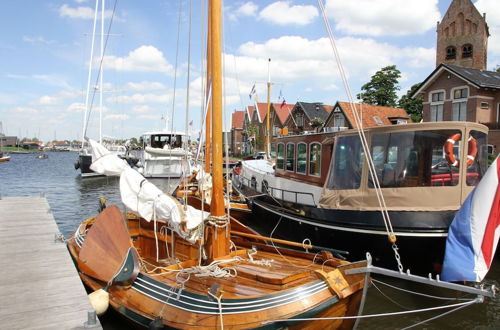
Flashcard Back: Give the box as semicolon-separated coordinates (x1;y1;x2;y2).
124;81;166;91
104;46;174;75
107;93;170;104
36;95;60;105
236;2;258;17
22;36;55;45
58;4;122;21
259;1;318;26
58;4;94;19
7;74;72;90
66;102;86;113
132;105;152;113
105;114;129;121
15;107;38;114
137;114;160;120
325;0;440;36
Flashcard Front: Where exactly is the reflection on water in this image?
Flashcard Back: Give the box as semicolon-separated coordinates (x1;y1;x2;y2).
1;151;499;329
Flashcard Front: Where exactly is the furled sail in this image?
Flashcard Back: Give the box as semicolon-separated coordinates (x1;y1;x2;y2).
88;139;207;242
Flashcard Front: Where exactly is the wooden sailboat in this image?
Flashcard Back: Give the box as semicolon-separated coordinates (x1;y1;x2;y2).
67;1;367;328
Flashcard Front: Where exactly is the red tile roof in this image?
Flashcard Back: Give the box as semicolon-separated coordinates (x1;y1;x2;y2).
231;110;245;129
273;103;293;125
246;105;255;122
337;102;410;128
255;102;268;122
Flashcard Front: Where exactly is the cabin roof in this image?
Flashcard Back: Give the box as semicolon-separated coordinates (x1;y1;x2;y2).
335;102;410;128
231;110;245;129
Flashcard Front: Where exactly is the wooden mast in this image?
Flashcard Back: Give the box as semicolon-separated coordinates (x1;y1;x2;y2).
206;0;229;259
204;1;212;173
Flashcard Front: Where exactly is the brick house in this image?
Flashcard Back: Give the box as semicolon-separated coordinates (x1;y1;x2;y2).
283;102;333;135
324;101;410;131
413;64;500;151
230;110;245;156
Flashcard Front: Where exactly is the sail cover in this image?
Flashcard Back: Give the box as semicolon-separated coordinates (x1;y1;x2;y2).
88;139;206;242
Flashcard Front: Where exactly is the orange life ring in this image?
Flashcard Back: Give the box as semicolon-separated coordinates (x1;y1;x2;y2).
444;133;477;167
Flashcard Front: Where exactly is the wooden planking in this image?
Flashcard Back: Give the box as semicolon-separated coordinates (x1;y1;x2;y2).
0;196;102;330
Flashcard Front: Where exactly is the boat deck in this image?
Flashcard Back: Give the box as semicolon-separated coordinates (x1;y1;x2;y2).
0;196;102;329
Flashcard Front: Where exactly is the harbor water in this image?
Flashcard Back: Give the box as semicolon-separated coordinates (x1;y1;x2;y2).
1;151;499;329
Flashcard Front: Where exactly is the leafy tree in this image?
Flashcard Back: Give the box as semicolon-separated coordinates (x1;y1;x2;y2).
357;65;401;107
398;83;423;122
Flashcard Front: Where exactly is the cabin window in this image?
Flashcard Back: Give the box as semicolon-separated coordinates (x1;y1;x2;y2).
262;180;269;193
466;131;488;186
368;130;463;188
309;143;321;177
326;135;363;190
286;143;295;171
446;46;456;59
277;143;285;169
297;143;307;174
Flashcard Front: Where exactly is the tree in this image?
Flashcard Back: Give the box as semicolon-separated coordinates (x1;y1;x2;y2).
357;65;401;107
398;83;423;122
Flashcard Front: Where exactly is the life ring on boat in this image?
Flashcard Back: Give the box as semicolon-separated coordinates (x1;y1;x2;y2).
444;133;477;167
234;166;241;175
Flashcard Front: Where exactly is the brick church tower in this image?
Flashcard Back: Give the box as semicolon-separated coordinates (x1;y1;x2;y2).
436;0;489;70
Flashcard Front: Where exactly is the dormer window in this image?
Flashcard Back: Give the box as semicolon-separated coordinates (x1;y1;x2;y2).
446;46;456;59
462;44;473;58
296;114;304;127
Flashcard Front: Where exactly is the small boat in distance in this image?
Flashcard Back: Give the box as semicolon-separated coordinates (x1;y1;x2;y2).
139;130;193;178
36;153;48;159
0;151;10;162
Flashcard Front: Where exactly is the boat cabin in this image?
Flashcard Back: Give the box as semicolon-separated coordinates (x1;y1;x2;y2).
141;131;187;149
275;122;488;209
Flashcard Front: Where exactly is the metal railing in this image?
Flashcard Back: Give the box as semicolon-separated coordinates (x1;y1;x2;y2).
237;175;317;207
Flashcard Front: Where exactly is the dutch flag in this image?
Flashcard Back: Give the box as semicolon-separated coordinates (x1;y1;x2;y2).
442;155;500;282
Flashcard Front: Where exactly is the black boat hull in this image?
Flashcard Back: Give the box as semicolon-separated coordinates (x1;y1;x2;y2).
234;177;455;274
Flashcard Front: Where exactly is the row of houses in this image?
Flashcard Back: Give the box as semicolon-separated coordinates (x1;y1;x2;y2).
230;101;409;156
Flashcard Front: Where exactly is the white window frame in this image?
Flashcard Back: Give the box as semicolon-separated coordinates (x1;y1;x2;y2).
296;142;307;174
286;142;295;172
309;142;322;177
429;89;445;122
333;113;345;128
451;86;469;122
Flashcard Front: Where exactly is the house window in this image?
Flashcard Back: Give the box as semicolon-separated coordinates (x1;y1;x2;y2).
431;91;444;102
462;44;473;58
286;143;295;171
429;90;445;122
277;143;284;169
480;102;489;109
446;46;456;59
297;143;307;174
272;125;279;136
333;113;345;127
309;143;321;177
452;87;468;121
296;114;304;127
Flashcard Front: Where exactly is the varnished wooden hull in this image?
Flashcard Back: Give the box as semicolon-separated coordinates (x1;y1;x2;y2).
68;206;367;329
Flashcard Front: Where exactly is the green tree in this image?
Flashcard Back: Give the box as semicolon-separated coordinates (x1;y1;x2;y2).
357;65;401;107
398;83;423;122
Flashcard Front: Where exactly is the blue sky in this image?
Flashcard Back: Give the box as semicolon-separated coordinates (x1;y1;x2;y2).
0;0;499;142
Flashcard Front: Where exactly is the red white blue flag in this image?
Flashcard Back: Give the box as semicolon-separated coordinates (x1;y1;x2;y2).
442;155;500;282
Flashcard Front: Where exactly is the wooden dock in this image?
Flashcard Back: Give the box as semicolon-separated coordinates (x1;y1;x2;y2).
0;196;102;329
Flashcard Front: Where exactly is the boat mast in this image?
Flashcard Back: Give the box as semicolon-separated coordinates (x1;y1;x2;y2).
99;0;104;144
204;3;212;173
207;0;229;259
265;58;271;158
81;0;99;148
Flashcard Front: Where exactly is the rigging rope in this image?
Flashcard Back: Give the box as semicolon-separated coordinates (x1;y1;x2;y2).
317;0;403;271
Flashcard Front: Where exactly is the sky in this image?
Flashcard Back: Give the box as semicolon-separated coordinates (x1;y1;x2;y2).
0;0;499;142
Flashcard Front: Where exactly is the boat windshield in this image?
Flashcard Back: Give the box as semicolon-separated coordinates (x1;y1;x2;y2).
367;129;487;188
326;129;488;190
